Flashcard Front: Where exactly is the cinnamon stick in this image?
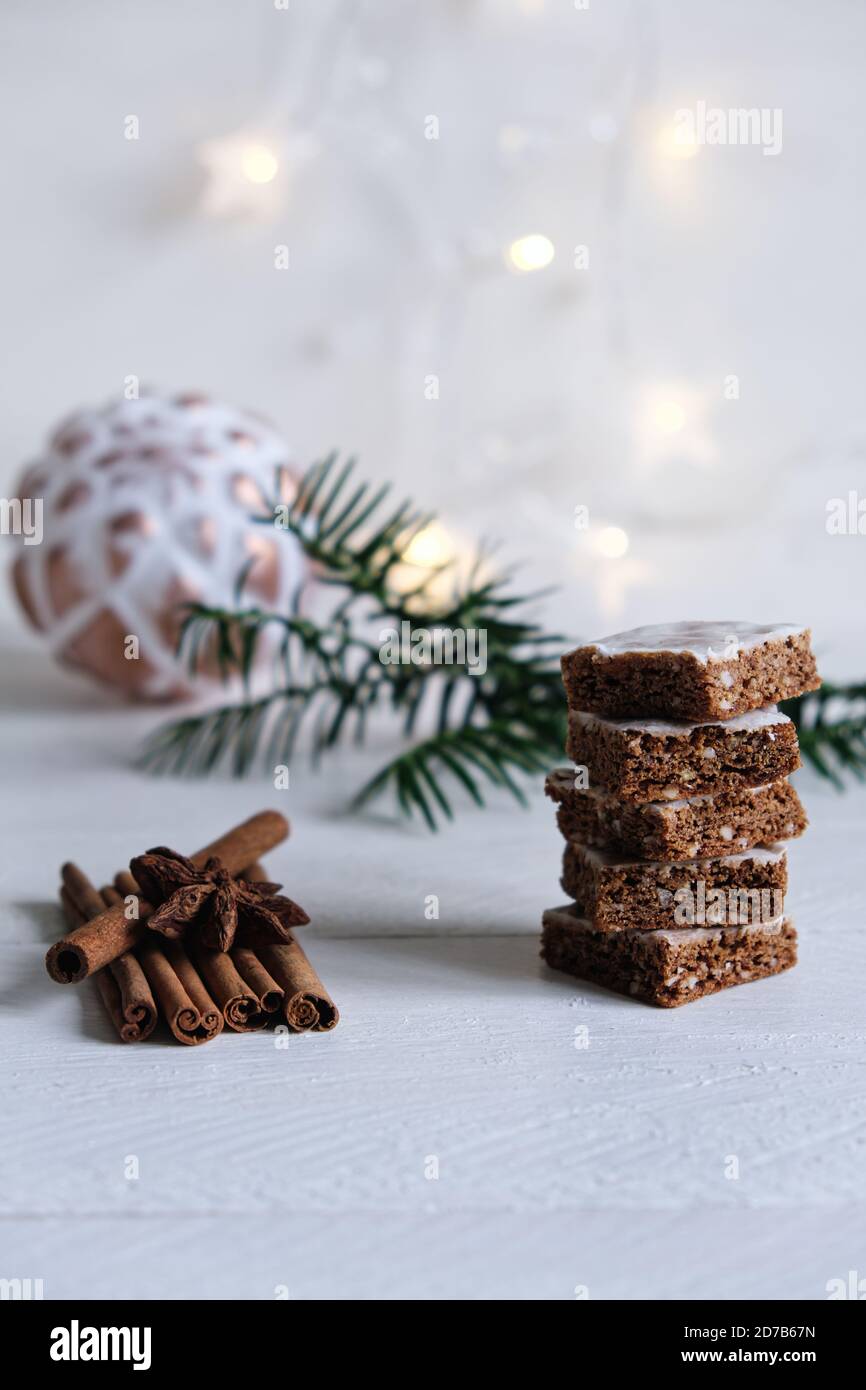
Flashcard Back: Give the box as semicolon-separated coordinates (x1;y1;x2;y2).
231;947;284;1015
118;867;283;1028
120;866;272;1032
46;810;289;984
102;880;223;1045
257;940;339;1032
137;936;223;1046
113;870;140;899
60;885;83;930
59;870;157;1043
96;890;159;1044
61;863;106;922
241;861;338;1032
190;943;268;1031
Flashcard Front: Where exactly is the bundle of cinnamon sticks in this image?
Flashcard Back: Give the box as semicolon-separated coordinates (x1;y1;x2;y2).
47;811;338;1046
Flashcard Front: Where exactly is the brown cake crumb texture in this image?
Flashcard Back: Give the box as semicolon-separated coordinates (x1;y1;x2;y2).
561;628;820;723
548;772;806;861
541;906;797;1008
541;621;818;1005
560;843;787;931
565;711;800;802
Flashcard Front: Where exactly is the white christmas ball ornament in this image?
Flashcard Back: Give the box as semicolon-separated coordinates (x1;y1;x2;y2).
11;391;305;699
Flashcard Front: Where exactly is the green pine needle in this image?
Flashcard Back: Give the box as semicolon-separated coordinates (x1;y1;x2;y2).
141;454;567;827
141;454;861;826
781;683;866;789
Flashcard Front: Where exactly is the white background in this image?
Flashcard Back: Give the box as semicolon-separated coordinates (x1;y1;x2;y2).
2;0;866;659
2;0;866;1303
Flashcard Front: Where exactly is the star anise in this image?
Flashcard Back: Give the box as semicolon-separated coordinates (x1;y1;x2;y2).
129;846;310;952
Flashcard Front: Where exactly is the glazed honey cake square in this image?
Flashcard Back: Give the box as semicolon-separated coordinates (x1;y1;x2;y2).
559;841;787;932
564;706;800;803
561;621;819;723
541;905;797;1007
545;770;806;860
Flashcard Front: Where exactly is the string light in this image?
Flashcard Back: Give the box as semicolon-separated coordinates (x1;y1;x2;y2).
198;135;284;217
389;521;458;606
657;122;699;160
187;23;710;591
635;384;717;484
575;530;648;620
241;145;279;184
401;521;453;569
506;234;555;272
594;525;630;559
651;399;686;435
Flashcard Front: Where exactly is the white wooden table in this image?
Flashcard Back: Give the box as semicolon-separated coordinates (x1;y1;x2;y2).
2;635;865;1300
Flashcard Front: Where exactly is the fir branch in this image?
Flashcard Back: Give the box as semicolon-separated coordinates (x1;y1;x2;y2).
144;452;866;824
781;683;866;788
141;455;567;826
351;722;559;830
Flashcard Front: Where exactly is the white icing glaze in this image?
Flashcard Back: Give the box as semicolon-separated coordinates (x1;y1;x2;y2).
570;842;786;871
651;916;786;946
570;705;790;736
585;621;806;664
543;903;787;945
654;794;715;814
547;769;791;818
719;844;786;865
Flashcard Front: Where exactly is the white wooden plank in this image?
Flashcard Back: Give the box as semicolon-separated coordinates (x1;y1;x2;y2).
2;646;865;1298
3;1210;865;1300
3;926;865;1221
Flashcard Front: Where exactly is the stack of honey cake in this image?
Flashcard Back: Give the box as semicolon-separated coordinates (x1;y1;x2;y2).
542;622;820;1007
